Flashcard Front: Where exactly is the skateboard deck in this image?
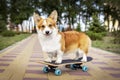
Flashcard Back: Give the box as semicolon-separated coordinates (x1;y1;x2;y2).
37;56;92;76
37;56;92;67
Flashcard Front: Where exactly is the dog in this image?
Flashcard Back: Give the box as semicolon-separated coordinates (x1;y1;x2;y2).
33;10;91;63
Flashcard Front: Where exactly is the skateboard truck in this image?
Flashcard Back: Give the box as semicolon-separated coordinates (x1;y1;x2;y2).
70;64;82;70
43;65;62;76
70;64;88;72
65;63;82;69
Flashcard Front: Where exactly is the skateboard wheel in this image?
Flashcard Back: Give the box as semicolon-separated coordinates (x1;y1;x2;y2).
43;66;49;73
82;66;88;72
70;64;76;70
54;69;62;76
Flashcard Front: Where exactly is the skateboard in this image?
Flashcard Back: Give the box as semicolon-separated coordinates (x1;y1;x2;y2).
37;56;92;76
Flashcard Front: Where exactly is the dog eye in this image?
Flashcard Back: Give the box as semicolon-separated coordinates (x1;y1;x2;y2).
49;24;52;27
41;25;45;28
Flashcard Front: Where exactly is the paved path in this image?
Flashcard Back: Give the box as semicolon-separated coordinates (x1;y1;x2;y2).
0;34;120;80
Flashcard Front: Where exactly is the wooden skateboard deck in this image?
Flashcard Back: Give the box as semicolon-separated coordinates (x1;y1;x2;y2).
37;56;92;67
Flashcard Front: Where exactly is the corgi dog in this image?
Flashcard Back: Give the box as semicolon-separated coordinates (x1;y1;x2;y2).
33;10;91;63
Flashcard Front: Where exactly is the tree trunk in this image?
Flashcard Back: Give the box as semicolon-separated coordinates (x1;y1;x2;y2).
111;18;116;31
117;21;120;31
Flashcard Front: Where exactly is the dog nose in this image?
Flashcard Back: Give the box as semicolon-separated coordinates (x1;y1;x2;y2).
45;31;50;35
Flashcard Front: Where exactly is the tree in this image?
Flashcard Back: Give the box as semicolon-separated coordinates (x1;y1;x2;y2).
76;23;81;32
9;0;34;24
0;0;8;32
103;0;120;31
89;13;106;33
0;0;120;33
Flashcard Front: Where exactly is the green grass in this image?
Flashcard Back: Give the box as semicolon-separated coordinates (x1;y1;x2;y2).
0;33;31;50
92;37;120;54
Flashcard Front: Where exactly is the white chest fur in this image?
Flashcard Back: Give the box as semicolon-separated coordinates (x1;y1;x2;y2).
38;34;61;52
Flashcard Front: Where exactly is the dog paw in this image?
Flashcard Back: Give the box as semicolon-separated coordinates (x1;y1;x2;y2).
81;58;87;62
55;60;62;64
73;57;79;60
44;58;52;63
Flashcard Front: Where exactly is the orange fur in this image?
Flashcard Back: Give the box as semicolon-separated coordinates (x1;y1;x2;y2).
60;31;90;54
37;18;56;30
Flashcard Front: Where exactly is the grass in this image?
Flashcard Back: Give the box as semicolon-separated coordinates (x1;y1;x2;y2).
92;36;120;54
0;33;31;50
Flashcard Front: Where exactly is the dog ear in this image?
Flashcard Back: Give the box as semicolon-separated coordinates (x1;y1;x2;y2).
49;10;58;22
33;12;41;24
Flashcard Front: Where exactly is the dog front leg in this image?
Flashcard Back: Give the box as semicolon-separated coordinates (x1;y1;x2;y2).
43;52;52;62
56;50;63;64
81;53;87;62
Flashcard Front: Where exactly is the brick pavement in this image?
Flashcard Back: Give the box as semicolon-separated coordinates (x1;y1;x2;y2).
0;34;120;80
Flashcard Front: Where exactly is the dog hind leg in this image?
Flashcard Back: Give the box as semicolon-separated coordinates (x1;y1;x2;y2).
74;49;87;62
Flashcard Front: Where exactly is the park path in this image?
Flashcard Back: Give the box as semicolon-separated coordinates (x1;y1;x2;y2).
0;34;120;80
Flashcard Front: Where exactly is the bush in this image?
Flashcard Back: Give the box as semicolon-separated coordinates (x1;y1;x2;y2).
101;32;107;36
20;32;29;34
1;30;16;37
0;20;6;33
86;31;103;40
112;30;120;44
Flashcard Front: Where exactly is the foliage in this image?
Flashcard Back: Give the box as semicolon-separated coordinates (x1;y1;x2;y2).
112;30;120;44
0;0;7;33
103;0;120;31
0;20;6;33
86;31;104;40
104;0;120;9
1;30;30;37
86;14;106;40
76;23;81;32
0;0;120;32
36;0;105;29
0;0;8;21
1;30;16;37
89;14;106;33
9;0;35;24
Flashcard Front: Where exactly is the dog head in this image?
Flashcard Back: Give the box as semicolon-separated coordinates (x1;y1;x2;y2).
33;10;58;37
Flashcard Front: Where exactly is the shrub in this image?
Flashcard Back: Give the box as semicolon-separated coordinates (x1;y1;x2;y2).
1;30;16;37
21;32;29;34
101;32;107;36
0;20;6;33
86;31;103;40
112;30;120;44
86;13;107;40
